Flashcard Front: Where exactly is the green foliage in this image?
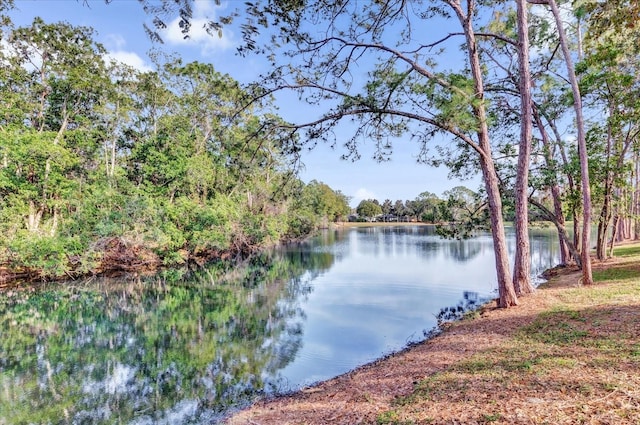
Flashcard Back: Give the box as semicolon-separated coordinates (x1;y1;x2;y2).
298;180;351;222
0;18;344;278
356;199;383;219
5;233;81;277
435;186;489;239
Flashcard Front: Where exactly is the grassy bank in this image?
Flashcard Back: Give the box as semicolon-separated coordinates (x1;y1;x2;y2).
228;243;640;424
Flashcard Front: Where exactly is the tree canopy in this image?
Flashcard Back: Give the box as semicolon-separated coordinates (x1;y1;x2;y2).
0;16;348;279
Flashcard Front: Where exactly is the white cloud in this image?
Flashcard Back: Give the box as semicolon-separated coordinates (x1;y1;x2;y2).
0;38;13;62
353;188;378;205
1;35;42;72
102;34;152;72
105;50;152;72
104;34;127;50
160;0;235;55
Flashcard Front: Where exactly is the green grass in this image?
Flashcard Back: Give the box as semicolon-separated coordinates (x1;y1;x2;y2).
376;410;415;425
373;243;640;424
592;265;640;282
612;245;640;257
481;413;503;423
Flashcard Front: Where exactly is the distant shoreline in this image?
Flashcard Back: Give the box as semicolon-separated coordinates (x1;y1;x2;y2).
334;221;433;228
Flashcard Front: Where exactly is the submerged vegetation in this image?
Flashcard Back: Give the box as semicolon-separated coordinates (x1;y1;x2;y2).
0;18;350;281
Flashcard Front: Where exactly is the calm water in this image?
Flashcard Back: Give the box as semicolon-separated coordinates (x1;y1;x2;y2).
0;226;560;424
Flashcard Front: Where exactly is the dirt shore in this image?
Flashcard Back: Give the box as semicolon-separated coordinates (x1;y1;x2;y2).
226;249;640;424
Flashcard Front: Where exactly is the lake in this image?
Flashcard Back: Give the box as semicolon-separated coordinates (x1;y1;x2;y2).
0;225;560;424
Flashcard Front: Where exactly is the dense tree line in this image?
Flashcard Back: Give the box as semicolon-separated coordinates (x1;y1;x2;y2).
354;187;497;239
0;15;350;279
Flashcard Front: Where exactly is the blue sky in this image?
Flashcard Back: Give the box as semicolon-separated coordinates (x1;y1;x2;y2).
7;0;481;206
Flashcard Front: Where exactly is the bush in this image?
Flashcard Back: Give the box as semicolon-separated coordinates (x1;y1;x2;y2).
7;233;84;278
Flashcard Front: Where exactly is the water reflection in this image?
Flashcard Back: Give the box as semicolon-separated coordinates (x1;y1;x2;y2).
446;239;484;262
273;225;560;389
0;226;561;424
0;254;324;424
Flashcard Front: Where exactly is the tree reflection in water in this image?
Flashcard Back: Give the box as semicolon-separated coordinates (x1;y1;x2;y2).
446;239;483;262
435;291;490;326
0;226;561;424
0;249;334;424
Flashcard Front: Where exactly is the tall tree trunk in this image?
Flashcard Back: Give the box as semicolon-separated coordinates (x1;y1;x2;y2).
624;183;632;238
551;184;572;264
546;0;593;284
450;0;518;307
513;0;535;295
529;198;581;265
532;108;571;264
634;154;640;239
537;105;583;259
609;213;619;257
482;158;518;307
597;187;612;260
596;117;614;260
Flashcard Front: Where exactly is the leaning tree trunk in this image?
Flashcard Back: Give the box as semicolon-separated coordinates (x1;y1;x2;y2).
451;0;518;307
529;197;582;265
513;0;536;296
549;112;583;255
533;108;572;264
551;183;571;264
546;0;593;285
609;213;620;257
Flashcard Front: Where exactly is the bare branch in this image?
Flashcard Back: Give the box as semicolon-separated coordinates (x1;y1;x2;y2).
423;31;520;50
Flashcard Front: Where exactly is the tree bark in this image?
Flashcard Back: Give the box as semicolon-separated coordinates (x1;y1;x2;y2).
513;0;535;296
596;115;614;260
27;200;43;233
596;188;612;260
635;154;640;240
547;0;593;285
449;0;518;307
532;108;571;264
529;197;581;265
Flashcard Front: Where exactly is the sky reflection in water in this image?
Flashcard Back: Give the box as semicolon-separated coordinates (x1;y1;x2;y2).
0;225;560;424
275;225;559;388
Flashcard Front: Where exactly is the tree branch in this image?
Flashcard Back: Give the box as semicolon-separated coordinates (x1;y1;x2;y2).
271;104;486;161
303;36;473;101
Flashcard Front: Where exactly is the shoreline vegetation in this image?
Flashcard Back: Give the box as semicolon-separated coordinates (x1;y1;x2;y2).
226;242;640;425
0;221;375;286
0;19;353;289
0;222;443;286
